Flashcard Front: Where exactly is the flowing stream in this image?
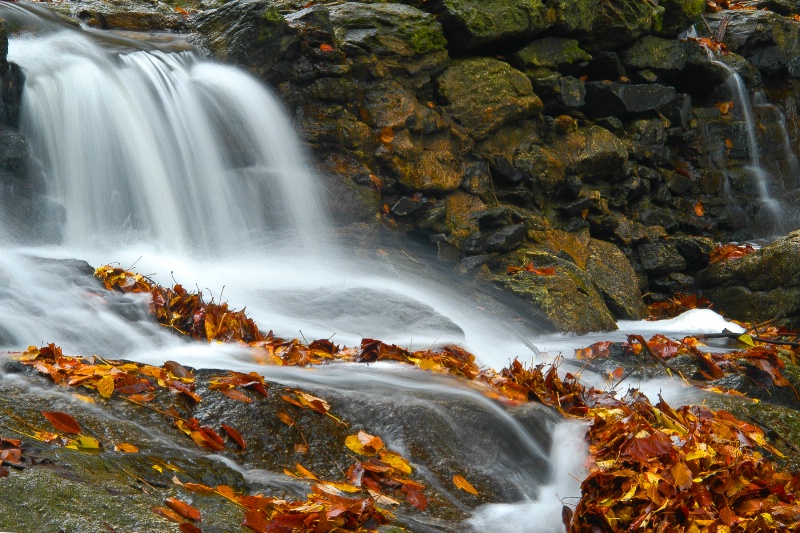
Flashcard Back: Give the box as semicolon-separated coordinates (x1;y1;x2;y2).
0;5;745;531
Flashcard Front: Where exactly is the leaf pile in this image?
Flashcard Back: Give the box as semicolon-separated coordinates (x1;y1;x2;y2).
95;265;264;342
647;293;714;320
482;359;800;531
710;243;757;264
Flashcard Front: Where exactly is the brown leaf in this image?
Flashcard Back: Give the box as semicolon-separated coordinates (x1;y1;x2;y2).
694;200;705;217
405;489;428;511
295;463;318;480
184;482;216;494
179;523;203;533
220;389;253;403
243;508;268;533
165;497;201;521
277;412;295;426
42;411;82;434
152;506;183;523
221;424;246;450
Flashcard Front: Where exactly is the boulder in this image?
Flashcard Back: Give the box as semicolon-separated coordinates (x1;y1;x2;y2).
551;125;628;180
579;0;664;52
511;37;592;71
586;238;649;320
697;231;800;324
192;0;298;82
483;247;618;334
657;0;706;37
436;57;543;139
463;223;527;255
376;130;466;192
584;81;676;118
545;0;600;36
429;0;552;52
621;36;690;79
49;0;191;32
637;241;687;275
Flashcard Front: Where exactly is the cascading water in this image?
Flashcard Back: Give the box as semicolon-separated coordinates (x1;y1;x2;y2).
0;5;591;531
0;5;750;531
706;58;800;237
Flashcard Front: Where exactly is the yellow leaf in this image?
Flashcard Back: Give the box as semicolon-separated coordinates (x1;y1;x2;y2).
115;443;139;453
379;450;412;474
296;463;318;480
345;434;370;455
153;465;164;473
453;475;478;495
72;394;95;404
738;334;756;347
73;436;101;450
97;375;114;398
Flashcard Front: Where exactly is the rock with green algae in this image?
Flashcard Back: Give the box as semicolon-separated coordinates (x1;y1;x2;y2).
578;0;664;52
697;230;800;325
192;0;298;82
426;0;552;52
510;37;592;71
621;35;690;79
480;246;618;334
550;125;628;180
586;238;649;320
657;0;705;37
436;57;543;140
44;0;200;32
0;357;557;531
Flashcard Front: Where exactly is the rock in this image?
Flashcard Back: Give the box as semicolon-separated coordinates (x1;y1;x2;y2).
623;119;671;166
327;2;447;65
580;0;664;52
430;0;551;52
363;80;443;133
377;130;466;192
516;144;566;193
657;0;705;37
463;223;526;255
582;51;626;81
511;37;592;71
586;239;649;319
546;0;600;36
708;10;800;79
552;125;628;180
659;93;691;129
584;81;676;118
436;57;543;139
192;0;298;83
472;206;525;231
49;0;191;32
637;241;687;275
672;236;714;271
484;247;617;334
697;231;800;324
444;190;485;241
621;36;690;79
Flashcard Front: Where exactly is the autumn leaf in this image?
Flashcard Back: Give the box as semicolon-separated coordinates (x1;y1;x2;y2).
277;412;295;426
243;508;268;533
295;463;318;480
319;43;334;53
694;200;705;217
221;424;246;450
165;497;201;521
114;443;139;453
96;375;114;398
453;475;478;495
179;523;203;533
380;127;394;143
153;506;183;523
715;101;734;114
346;431;383;456
42;411;81;434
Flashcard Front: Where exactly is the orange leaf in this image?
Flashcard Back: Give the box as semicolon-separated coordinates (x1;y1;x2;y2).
179;523;203;533
153;506;183;523
114;443;139;453
295;463;318;480
42;411;81;434
319;43;334;53
243;508;268;533
277;412;295;426
220;389;253;403
165;497;201;521
453;475;478;495
715;101;734;114
184;482;216;494
380;127;394;143
221;424;246;450
694;200;705;217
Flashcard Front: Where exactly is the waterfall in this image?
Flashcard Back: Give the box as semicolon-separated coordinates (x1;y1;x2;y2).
12;31;327;253
709;59;795;237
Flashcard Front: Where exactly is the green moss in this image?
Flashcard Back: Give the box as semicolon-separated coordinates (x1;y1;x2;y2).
406;23;447;54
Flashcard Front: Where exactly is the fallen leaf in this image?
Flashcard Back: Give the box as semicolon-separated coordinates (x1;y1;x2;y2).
453;475;478;495
42;411;82;434
221;424;246;450
165;497;201;521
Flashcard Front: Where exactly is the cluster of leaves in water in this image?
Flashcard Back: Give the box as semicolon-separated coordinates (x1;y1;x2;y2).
3;264;800;531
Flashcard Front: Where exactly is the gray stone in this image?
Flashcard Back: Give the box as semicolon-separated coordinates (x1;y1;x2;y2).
586;239;649;320
637;242;687;275
511;37;592;71
584;81;676;117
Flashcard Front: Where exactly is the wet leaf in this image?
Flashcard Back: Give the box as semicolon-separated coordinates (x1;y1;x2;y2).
277;412;295;426
221;424;246;450
152;506;183;523
42;411;82;434
165;497;201;521
694;200;705;217
96;375;114;398
453;475;478;495
296;463;318;480
179;523;203;533
243;508;268;533
73;436;101;450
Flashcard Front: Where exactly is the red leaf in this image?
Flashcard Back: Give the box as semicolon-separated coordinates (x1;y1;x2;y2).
222;424;246;450
41;411;82;434
179;523;203;533
243;508;268;533
405;489;428;511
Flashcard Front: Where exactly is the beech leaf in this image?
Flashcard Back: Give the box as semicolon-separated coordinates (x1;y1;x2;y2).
453;475;478;495
42;411;82;434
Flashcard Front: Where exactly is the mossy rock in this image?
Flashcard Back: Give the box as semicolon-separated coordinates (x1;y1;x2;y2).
436;57;543;139
586;238;649;320
482;246;618;334
579;0;664;52
657;0;705;37
511;37;592;71
431;0;552;52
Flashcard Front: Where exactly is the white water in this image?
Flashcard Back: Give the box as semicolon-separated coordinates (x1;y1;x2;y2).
0;8;750;531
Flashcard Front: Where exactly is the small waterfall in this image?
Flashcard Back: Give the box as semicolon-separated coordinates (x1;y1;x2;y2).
11;31;328;253
712;59;786;235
